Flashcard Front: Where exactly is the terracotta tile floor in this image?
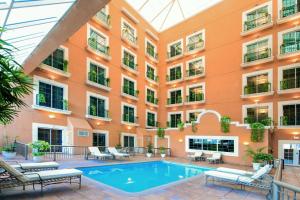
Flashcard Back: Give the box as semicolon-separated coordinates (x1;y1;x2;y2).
0;155;291;200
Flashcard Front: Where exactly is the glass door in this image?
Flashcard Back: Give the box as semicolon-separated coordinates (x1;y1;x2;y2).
283;143;300;166
124;136;135;148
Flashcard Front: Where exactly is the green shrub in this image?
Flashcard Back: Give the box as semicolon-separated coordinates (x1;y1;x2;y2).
220;116;231;133
30;140;50;156
250;122;265;142
157;128;165;139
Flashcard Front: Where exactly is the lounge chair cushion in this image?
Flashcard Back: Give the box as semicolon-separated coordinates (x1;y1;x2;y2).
25;169;83;181
251;165;268;179
217;167;254;176
11;162;59;170
0;160;28;183
205;171;253;184
108;147;130;157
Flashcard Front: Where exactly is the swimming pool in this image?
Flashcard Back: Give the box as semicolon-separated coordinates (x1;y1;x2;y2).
78;161;211;193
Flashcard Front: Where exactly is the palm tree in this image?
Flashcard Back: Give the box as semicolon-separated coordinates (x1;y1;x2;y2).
0;27;33;125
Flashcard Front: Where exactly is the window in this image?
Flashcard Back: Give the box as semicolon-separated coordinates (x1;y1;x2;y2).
146;64;158;82
244;73;271;95
187;110;202;123
123;77;138;97
243;3;271;32
88;27;109;56
167;65;182;81
122;48;137;70
38;128;62;152
93;133;106;147
186;30;205;51
280;65;300;90
121;19;137;45
280;29;300;55
168;40;182;58
95;5;110;26
123;135;135;147
122;104;137;124
88;95;108;118
187;85;204;103
245;106;270;125
279;100;300;126
147;111;157;127
244;38;271;63
146;88;157;104
43;48;67;72
146;39;157;59
168;89;182;105
168;113;182;128
186;57;205;77
88;61;109;87
37;81;67;110
279;0;300;18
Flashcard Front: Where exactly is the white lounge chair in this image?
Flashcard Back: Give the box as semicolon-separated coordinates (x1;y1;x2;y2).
107;147;130;159
205;165;272;190
187;151;203;161
88;147;112;160
0;159;82;192
207;153;222;164
216;164;272;176
1;159;59;172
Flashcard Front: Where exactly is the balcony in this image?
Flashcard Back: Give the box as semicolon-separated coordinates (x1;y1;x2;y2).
122;86;139;99
279;42;300;59
185;93;204;104
279;3;300;23
87;38;111;60
146;71;159;83
121;30;138;48
279;78;300;93
186;40;204;53
121;57;138;74
244;116;271;126
166;73;182;83
167;96;183;106
280;116;300;127
94;11;111;29
166;121;181;128
86;106;111;121
122;114;139;125
185;67;205;79
243;82;273;97
87;72;110;91
146;96;158;105
33;94;71;115
242;48;273;67
242;14;272;35
166;49;183;62
40;59;70;78
146;47;158;62
147;120;159;128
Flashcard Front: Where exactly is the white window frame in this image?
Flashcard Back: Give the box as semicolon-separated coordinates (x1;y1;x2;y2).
185;29;205;47
186;82;206;101
186;109;205;123
186;56;205;72
278;62;300;93
121;46;137;65
86;58;109;82
185;135;239;157
242;68;273;96
277;0;299;20
87;23;109;46
242;102;273;124
121;132;137;147
146;109;157;128
278;26;300;58
86;91;109;120
145;62;157;82
278;100;300;129
122;74;137;92
121;102;137;124
145;38;157;56
167;63;183;82
92;129;109;146
167;38;183;56
145;86;157;103
121;17;137;38
167;111;184;129
167;86;184;99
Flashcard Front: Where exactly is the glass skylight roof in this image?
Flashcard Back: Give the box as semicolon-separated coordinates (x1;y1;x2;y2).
125;0;222;32
0;0;76;64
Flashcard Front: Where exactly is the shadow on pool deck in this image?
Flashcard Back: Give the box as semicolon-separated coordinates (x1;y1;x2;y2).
0;156;269;200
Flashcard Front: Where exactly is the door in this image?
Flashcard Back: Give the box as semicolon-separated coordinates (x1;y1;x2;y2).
93;133;106;152
283;143;300;166
123;135;135;148
37;128;62;152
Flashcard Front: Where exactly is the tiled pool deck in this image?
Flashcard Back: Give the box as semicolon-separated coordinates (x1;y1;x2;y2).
0;155;298;200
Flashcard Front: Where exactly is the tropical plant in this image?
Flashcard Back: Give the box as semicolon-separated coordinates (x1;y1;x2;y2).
30;140;50;156
250;122;265;142
147;143;153;154
177;121;185;131
0;27;33;125
220;116;231;133
191;121;197;133
157;127;165;139
159;147;165;154
245;146;273;163
38;93;46;104
90;105;96;115
2;135;17;152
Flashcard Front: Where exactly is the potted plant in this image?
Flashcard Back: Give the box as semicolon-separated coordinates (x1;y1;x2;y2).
115;144;122;150
250;122;265;142
160;147;166;158
63;60;68;72
157;127;165;139
246;147;273;170
146;143;153;158
63;99;68;110
30;140;50;162
220;116;231;133
191;121;197;133
2;136;17;159
177;121;185;131
38;93;46;104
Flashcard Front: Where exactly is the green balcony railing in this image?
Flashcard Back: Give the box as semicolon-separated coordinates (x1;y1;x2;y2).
280;78;300;90
146;71;159;82
36;94;68;111
280;42;300;55
123;114;138;124
122;30;138;45
122;57;137;71
186;40;204;52
186;67;204;77
280;3;300;18
186;93;204;102
244;14;271;31
280;116;300;126
167;121;182;128
166;72;182;82
146;47;158;60
167;49;182;59
167;96;182;105
88;72;110;87
147;120;159;127
244;48;271;63
88;106;109;118
43;58;68;72
95;11;111;26
147;96;158;104
123;86;139;97
244;82;271;95
88;38;110;56
244;116;272;126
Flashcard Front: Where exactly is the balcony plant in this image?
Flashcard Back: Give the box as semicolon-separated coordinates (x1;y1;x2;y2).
115;144;122;150
30;140;50;162
2;136;17;159
191;121;197;133
157;128;165;139
63;60;68;72
38;93;46;104
146;143;153;158
177;122;185;131
250;122;265;142
220;116;231;133
63;99;68;110
246;146;273;170
159;147;166;158
281;116;288;126
90;105;97;116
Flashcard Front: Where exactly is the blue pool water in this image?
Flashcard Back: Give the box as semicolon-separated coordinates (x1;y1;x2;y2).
78;161;211;193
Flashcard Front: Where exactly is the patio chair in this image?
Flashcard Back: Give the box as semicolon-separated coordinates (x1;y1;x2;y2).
216;164;272;176
204;165;273;190
187;151;203;161
1;159;59;172
88;147;113;160
107;147;130;159
207;153;222;164
0;159;82;192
